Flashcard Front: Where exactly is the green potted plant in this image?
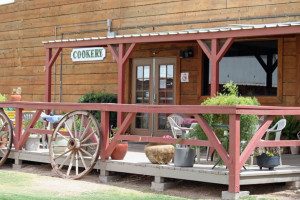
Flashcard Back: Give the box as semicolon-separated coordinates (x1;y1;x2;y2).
189;81;260;162
110;127;128;160
10;87;22;101
256;147;280;170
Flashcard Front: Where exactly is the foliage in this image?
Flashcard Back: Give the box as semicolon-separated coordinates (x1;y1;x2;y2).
12;87;22;94
270;115;300;140
78;91;117;127
189;81;260;151
0;93;7;101
23;119;45;136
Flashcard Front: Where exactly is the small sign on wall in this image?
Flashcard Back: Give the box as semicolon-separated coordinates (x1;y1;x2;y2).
181;72;189;82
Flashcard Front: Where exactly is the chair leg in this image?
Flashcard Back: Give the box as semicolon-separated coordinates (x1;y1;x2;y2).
206;146;210;161
196;147;200;164
278;146;282;165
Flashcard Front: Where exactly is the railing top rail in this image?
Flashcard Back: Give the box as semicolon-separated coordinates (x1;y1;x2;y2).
1;101;300;115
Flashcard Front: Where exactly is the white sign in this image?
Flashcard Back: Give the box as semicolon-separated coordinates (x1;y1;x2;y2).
71;47;106;62
181;72;189;82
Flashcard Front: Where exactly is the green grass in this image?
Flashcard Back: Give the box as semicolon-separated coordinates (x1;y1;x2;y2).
0;171;188;200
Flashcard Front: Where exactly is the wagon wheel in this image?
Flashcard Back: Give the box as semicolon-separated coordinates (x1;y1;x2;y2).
0;109;13;166
49;111;102;179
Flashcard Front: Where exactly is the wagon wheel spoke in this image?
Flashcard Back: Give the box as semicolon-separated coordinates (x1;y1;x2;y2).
78;150;88;170
81;130;97;144
80;143;97;147
53;149;72;161
67;153;75;176
0;121;7;132
56;132;69;141
49;110;102;180
64;121;74;138
0;110;13;166
58;151;73;170
79;119;91;141
80;147;93;157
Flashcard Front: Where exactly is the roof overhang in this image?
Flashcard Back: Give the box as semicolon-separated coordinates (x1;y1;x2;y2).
43;21;300;49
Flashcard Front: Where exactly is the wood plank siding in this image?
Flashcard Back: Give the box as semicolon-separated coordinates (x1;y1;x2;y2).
0;0;300;106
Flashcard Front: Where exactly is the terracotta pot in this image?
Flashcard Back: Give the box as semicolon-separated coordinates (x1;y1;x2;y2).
111;142;128;160
0;138;7;148
144;143;175;164
10;94;21;101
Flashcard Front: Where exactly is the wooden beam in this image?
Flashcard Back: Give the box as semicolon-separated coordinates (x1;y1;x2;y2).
194;114;230;166
228;114;241;193
14;108;23;151
106;112;136;158
18;110;42;149
100;111;110;161
197;40;211;60
217;37;234;62
240;115;275;167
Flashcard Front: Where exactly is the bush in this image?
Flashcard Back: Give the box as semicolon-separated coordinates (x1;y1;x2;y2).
190;81;260;150
78;91;117;127
0;93;6;102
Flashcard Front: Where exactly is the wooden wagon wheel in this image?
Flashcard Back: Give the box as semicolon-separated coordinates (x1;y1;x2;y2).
0;109;13;166
49;111;102;179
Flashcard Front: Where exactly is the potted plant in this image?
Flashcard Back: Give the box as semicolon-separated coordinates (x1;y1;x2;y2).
10;87;22;101
144;135;175;164
0;131;8;148
110;127;128;160
256;147;280;170
189;81;260;163
174;145;195;167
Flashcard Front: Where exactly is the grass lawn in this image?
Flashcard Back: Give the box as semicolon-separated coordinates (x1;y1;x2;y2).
0;171;187;200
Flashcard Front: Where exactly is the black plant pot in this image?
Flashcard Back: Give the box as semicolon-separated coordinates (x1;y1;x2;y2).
174;148;195;167
256;153;280;170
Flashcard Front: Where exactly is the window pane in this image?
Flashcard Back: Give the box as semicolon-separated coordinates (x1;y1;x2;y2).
137;66;143;79
167;65;173;78
160;65;166;78
203;40;278;96
144;66;150;79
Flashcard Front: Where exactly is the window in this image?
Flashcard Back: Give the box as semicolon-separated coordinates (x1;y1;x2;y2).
203;40;278;96
0;0;14;5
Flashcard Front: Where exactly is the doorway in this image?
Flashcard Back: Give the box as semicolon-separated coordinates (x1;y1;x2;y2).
131;57;176;136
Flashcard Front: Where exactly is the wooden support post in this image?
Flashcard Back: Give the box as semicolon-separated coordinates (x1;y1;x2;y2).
45;48;52;103
14;108;23;151
228;114;240;193
107;43;137;127
197;38;234;97
100;111;110;161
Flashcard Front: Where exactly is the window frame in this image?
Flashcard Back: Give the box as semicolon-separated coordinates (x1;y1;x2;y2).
200;38;283;105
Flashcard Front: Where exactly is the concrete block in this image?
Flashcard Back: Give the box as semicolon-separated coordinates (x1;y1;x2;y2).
286;181;300;189
151;180;177;192
12;164;23;170
99;175;120;183
222;191;249;200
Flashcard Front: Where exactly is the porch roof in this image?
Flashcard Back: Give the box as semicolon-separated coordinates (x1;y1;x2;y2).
42;21;300;48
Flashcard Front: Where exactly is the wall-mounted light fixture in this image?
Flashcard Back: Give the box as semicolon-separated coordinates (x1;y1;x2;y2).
180;47;193;58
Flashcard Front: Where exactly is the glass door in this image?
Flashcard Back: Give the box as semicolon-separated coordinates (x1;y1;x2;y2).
131;57;176;136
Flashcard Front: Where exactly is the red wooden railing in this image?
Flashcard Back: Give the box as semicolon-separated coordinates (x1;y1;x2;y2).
1;101;300;194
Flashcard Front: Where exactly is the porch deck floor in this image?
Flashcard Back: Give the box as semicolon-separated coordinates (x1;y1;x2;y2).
5;142;300;186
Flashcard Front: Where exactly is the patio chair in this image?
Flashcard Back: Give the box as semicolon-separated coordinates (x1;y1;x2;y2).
167;115;201;163
262;118;286;165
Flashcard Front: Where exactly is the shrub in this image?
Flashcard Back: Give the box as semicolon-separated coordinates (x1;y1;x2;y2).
78;91;117;127
0;93;6;102
190;81;260;150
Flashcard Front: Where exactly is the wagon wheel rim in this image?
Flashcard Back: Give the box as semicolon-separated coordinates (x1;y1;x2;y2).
49;111;102;179
0;110;13;166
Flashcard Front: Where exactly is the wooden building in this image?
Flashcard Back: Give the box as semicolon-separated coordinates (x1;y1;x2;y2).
0;0;300;136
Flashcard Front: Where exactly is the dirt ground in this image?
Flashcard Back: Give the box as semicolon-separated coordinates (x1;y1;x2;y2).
1;159;299;200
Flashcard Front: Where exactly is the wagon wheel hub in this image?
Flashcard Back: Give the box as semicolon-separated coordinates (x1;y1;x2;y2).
67;138;80;151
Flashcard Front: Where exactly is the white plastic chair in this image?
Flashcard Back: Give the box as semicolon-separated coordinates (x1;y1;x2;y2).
167;115;201;163
261;118;286;165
